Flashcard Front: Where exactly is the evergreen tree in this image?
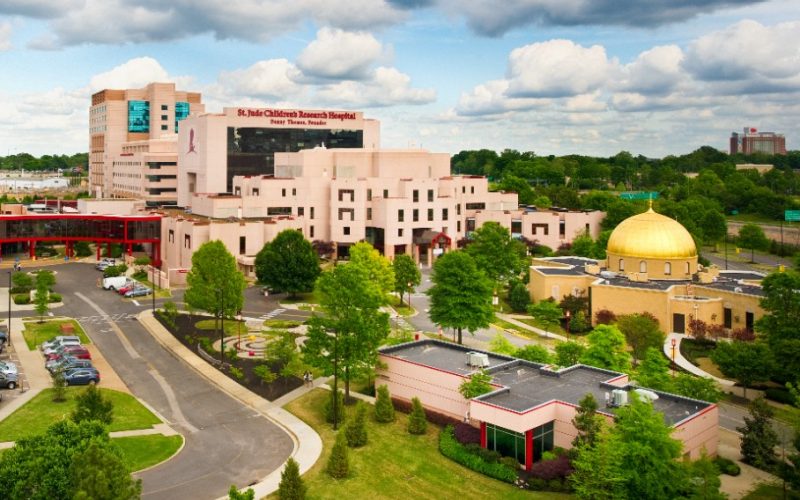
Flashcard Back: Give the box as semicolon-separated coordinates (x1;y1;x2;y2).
228;485;255;499
52;369;67;402
737;397;778;470
507;280;531;312
277;457;306;500
326;431;349;479
324;389;345;426
345;402;368;448
572;393;603;450
71;384;113;425
374;385;395;423
407;397;428;435
70;442;141;500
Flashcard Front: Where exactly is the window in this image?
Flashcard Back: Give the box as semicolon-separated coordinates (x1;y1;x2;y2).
161;124;168;131
457;220;461;232
413;209;419;222
252;188;259;196
367;208;372;220
128;100;150;132
559;220;566;238
239;236;246;255
640;261;647;273
442;208;449;221
367;189;372;201
282;188;286;197
413;190;419;202
466;218;476;232
310;226;314;238
619;259;625;271
398;228;403;237
465;202;485;210
344;227;351;235
462;186;466;193
471;186;475;194
532;422;554;461
532;223;549;236
161;104;168;111
234;187;241;196
161;114;168;120
298;207;304;217
427;209;434;221
291;188;296;196
267;207;292;216
338;208;354;221
457;204;461;215
338;189;354;202
428;189;434;202
310;207;315;219
724;307;732;329
383;189;388;198
585;223;590;233
487;424;526;465
685;261;690;274
664;262;672;275
168;229;174;243
184;234;191;249
511;220;522;235
398;209;404;222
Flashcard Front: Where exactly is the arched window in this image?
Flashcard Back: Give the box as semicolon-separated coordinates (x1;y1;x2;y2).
685;261;690;274
640;261;647;273
664;262;672;276
619;259;625;271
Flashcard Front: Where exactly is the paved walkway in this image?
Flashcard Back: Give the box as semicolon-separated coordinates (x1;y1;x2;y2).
663;332;735;387
496;313;569;343
137;310;322;500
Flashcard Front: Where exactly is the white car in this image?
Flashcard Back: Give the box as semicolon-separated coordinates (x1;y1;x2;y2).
42;335;81;351
0;360;17;375
42;338;82;355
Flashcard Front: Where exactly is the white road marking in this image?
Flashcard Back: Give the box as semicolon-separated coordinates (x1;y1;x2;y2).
132;300;140;307
148;368;199;434
75;292;140;360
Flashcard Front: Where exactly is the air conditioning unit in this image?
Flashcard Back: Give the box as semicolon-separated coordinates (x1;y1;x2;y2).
468;352;490;368
634;388;659;403
466;352;477;365
611;389;628;407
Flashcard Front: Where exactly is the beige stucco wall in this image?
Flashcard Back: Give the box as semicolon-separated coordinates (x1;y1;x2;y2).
607;253;698;280
527;271;594;302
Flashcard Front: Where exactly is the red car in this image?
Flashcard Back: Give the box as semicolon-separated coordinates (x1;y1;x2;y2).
46;345;91;361
117;283;137;295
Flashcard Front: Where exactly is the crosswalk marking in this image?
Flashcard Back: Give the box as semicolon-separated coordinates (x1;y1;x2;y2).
75;313;137;324
259;308;287;321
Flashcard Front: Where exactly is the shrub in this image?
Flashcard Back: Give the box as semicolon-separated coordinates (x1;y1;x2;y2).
731;328;755;342
48;293;62;303
253;364;277;385
530;455;574;481
499;456;520;471
326;431;349;479
132;270;147;280
229;366;244;380
278;457;306;500
10;286;30;294
52;370;67;402
713;456;741;476
14;294;30;304
391;397;460;427
453;422;481;445
594;309;616;325
374;385;395;423
407;397;428;435
464;443;501;463
540;450;558;462
765;387;794;405
324;390;345;426
438;426;517;483
199;337;214;355
345;401;368;448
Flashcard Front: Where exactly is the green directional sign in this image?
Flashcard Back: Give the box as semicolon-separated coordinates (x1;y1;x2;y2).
785;210;800;222
620;191;659;201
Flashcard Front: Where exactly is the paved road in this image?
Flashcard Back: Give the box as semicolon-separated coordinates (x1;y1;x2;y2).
44;263;294;500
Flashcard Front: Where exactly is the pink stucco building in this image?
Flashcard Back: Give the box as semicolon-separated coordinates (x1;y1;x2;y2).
378;340;718;470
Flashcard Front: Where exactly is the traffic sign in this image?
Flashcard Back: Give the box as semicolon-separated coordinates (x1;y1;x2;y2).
785;210;800;222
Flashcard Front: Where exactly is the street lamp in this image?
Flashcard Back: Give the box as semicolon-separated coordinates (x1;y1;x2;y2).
565;309;571;340
331;328;339;430
217;288;225;366
407;281;412;308
7;271;11;351
670;338;677;378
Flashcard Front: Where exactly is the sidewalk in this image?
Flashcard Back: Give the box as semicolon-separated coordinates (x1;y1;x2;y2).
496;313;569;343
663;332;735;387
137;310;323;500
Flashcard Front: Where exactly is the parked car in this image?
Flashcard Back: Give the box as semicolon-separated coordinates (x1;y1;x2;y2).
103;276;129;290
125;287;152;298
63;367;100;386
42;337;82;355
0;360;18;376
117;282;141;295
46;356;93;374
0;371;18;389
46;345;91;361
41;335;80;351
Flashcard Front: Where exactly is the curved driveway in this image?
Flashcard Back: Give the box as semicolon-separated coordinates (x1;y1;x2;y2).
51;263;293;500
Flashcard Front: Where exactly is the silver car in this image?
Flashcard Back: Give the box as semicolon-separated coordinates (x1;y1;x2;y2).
0;360;17;375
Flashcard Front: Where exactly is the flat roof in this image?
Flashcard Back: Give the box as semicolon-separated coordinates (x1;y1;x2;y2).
537;267;587;276
381;339;712;426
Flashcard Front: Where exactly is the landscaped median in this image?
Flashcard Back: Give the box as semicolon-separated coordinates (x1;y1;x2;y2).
0;387;182;472
21;318;91;350
272;389;567;500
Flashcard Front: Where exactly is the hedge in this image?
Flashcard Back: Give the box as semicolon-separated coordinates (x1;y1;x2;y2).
13;294;30;305
714;457;741;476
438;425;517;483
48;293;62;303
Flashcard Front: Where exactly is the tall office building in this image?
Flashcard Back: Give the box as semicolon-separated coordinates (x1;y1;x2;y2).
730;127;786;155
89;82;204;204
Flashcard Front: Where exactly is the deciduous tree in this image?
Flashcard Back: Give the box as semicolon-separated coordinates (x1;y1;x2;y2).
255;229;320;299
464;221;526;282
555;341;585;367
427;251;493;345
514;344;552;364
710;340;774;399
527;299;563;333
392;254;421;307
71;441;141;500
617;313;664;366
738;397;778;470
580;324;631;372
458;370;493;399
635;348;672;391
737;223;769;262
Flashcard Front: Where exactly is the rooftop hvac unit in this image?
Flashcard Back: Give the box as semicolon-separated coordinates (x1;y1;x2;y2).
611;389;628;407
634;388;659;403
600;271;617;279
468;352;490;368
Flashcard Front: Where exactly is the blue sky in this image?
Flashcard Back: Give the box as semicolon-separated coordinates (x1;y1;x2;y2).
1;0;799;158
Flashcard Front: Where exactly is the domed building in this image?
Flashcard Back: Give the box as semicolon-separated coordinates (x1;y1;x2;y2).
528;206;765;334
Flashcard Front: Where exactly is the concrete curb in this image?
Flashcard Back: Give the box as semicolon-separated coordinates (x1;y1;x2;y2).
136;310;323;499
663;333;736;387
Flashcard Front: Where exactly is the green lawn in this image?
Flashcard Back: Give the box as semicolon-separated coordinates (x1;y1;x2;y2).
22;319;91;350
742;482;800;499
0;388;161;442
133;278;172;298
263;319;304;329
114;435;183;472
195;318;246;336
492;318;561;346
390;295;415;317
273;389;567;500
279;290;320;305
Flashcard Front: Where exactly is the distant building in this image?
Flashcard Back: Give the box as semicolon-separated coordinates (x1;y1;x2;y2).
730;127;786;155
89;82;205;204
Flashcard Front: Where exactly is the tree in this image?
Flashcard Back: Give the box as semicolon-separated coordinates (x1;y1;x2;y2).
303;261;390;399
617;313;664;366
488;334;516;355
184;240;246;341
514;344;552;364
700;210;727;248
345;402;368;448
710;341;774;399
71;384;113;425
228;485;255;499
349;242;395;301
580;324;631;372
570;233;596;258
555;341;585;367
323;389;345;426
277;457;306;500
34;276;49;323
684;450;726;500
527;299;563;333
73;241;92;257
572;393;603;450
407;397;428;435
427;251;493;345
635;348;672;391
673;374;722;403
571;396;686;499
737;223;769;262
507;280;531;313
737;397;778;470
458;370;493;399
374;385;396;423
71;441;142;500
255;230;321;299
392;254;421;307
11;271;32;292
326;431;349;479
756;270;800;383
464;221;526;282
52;369;67;402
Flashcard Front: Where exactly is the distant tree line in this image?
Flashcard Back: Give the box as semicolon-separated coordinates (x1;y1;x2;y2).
0;152;88;173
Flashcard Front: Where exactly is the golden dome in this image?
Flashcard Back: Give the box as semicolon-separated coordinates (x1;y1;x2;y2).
606;208;697;259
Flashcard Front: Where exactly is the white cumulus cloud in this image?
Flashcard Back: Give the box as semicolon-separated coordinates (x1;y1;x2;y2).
0;22;11;51
297;28;385;80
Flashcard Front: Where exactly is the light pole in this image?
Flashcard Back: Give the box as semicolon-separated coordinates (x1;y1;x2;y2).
217;288;225;366
565;309;571;340
332;329;339;430
7;271;11;351
670;338;677;378
407;281;412;308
